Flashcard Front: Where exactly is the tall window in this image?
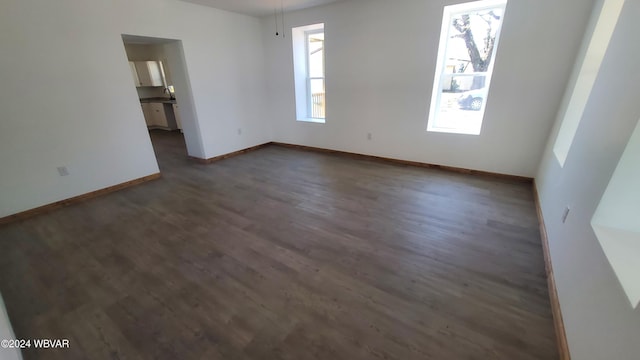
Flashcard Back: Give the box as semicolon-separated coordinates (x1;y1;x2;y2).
427;0;507;135
293;23;325;123
307;30;325;119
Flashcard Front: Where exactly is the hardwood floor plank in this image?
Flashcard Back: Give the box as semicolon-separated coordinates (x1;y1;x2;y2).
0;130;558;359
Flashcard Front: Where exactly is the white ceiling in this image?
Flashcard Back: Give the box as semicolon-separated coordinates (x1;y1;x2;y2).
180;0;347;17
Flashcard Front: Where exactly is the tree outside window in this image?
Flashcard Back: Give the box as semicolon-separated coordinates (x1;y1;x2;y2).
428;0;507;135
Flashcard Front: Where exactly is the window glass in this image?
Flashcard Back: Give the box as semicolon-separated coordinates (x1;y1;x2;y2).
292;24;325;122
428;0;507;135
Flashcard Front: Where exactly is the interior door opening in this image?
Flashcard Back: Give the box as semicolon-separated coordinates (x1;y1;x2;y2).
121;35;204;162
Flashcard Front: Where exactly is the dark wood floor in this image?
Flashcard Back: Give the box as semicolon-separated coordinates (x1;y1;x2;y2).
0;130;557;360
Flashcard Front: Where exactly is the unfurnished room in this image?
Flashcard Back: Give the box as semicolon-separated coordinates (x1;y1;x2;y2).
0;0;639;359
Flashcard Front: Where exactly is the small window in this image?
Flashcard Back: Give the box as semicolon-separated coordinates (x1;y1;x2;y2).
292;23;325;123
427;0;507;135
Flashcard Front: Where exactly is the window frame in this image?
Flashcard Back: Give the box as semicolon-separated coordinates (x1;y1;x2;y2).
552;0;625;167
292;23;325;123
427;0;508;135
305;29;325;120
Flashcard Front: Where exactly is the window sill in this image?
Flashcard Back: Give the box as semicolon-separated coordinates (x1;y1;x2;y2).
427;126;481;136
297;118;325;124
591;224;640;308
591;118;640;309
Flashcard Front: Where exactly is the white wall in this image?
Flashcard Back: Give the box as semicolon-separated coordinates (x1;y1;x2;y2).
536;0;640;358
3;0;637;356
124;43;166;64
262;0;595;177
0;293;21;360
0;0;271;218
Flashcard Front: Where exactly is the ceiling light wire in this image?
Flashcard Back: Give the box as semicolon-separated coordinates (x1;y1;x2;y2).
274;7;279;36
281;0;286;38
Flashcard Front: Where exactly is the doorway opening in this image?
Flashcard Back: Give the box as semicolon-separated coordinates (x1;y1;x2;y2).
121;34;205;164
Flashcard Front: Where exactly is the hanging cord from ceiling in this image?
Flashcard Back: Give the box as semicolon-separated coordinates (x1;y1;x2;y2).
274;6;279;36
274;0;285;38
280;0;286;38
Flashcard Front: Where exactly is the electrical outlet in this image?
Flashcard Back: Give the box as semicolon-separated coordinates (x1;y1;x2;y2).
57;166;69;177
562;206;570;223
367;132;372;140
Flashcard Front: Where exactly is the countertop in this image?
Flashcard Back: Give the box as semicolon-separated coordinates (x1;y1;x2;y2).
139;97;177;104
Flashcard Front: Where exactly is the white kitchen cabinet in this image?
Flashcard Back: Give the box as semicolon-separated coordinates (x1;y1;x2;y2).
147;103;168;128
173;104;183;130
133;61;164;87
140;103;153;126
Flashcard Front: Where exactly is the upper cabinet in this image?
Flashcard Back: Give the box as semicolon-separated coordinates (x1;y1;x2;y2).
130;61;165;87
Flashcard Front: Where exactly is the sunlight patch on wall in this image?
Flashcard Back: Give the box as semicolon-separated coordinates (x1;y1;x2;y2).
591;118;640;308
553;0;625;166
